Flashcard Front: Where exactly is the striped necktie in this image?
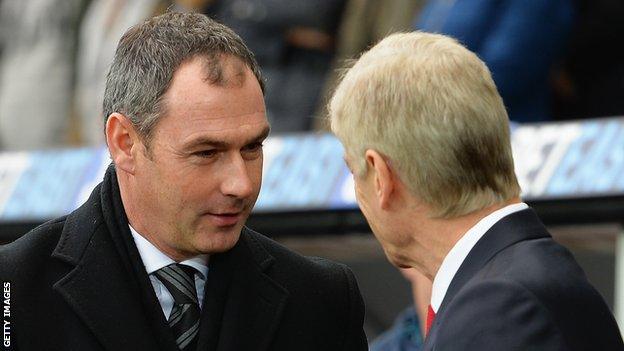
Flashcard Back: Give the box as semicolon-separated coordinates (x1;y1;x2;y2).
154;264;201;351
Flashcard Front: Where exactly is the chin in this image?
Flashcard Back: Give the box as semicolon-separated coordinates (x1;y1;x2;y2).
383;247;410;268
195;226;243;254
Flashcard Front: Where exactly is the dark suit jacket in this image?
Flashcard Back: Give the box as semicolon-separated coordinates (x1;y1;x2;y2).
423;209;623;351
0;166;367;351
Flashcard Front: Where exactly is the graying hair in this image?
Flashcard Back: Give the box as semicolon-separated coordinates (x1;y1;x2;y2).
330;32;520;218
102;12;264;144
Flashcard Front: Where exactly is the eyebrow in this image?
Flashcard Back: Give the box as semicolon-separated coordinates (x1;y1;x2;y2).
183;125;271;150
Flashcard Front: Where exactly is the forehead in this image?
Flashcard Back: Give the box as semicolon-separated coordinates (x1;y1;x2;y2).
155;56;268;145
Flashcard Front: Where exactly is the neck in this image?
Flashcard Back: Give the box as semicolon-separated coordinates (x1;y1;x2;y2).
406;198;521;280
117;171;194;262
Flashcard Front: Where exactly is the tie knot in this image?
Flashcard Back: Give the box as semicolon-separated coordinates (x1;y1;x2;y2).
154;263;199;305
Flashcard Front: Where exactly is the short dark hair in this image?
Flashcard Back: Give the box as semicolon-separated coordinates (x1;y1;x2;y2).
103;12;264;144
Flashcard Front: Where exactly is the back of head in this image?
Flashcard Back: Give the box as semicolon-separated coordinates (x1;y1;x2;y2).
103;12;264;146
330;32;520;218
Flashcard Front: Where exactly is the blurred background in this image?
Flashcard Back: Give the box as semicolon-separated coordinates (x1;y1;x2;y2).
3;0;623;148
1;0;624;348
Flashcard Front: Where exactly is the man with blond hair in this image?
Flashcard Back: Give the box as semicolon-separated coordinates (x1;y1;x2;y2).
330;31;623;350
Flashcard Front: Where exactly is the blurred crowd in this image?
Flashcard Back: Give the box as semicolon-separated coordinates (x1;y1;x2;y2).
0;0;623;151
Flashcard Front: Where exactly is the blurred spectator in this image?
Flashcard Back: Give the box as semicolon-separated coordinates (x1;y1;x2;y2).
415;0;575;123
0;0;88;150
206;0;347;133
314;0;425;131
75;0;166;146
370;269;430;351
172;0;215;12
553;0;624;120
336;0;425;61
370;307;422;351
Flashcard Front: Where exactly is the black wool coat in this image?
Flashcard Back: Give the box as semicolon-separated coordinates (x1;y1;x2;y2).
0;166;367;351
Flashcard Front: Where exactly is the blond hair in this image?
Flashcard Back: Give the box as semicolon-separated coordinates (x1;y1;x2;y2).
329;32;520;218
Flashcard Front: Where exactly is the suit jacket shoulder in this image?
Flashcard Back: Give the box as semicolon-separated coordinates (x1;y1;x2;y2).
425;209;623;351
1;216;68;283
243;227;358;290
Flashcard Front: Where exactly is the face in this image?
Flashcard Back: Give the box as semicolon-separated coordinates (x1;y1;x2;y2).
130;56;269;260
345;152;414;268
344;153;387;241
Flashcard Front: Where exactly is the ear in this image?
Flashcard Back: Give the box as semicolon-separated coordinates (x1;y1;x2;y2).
364;149;396;210
105;112;140;174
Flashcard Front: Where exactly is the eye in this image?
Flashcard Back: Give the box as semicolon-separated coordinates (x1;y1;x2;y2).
243;142;263;153
241;142;263;160
193;149;217;158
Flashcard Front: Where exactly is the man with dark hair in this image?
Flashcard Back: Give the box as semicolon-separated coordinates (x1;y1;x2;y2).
0;12;366;351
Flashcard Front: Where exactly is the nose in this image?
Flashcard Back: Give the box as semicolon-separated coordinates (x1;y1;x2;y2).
221;153;254;199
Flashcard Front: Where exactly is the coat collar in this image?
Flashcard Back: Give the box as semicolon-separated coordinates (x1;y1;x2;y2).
51;165;288;351
51;223;166;349
424;208;551;348
52;166;174;350
197;227;289;351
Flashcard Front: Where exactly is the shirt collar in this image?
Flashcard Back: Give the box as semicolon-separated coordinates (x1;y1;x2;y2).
430;202;528;312
129;225;209;280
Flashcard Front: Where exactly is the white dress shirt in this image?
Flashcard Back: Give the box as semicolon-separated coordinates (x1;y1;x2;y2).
130;225;209;318
430;202;529;313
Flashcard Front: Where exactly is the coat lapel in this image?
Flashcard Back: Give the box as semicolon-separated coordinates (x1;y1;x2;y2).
196;228;289;351
424;209;551;349
51;184;164;351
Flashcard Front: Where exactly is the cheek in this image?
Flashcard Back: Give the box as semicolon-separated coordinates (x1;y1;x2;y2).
247;158;264;193
354;182;372;216
354;185;380;232
137;163;168;202
354;183;392;244
177;173;221;209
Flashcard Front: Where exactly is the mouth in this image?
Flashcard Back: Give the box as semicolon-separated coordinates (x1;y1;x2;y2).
205;211;244;227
